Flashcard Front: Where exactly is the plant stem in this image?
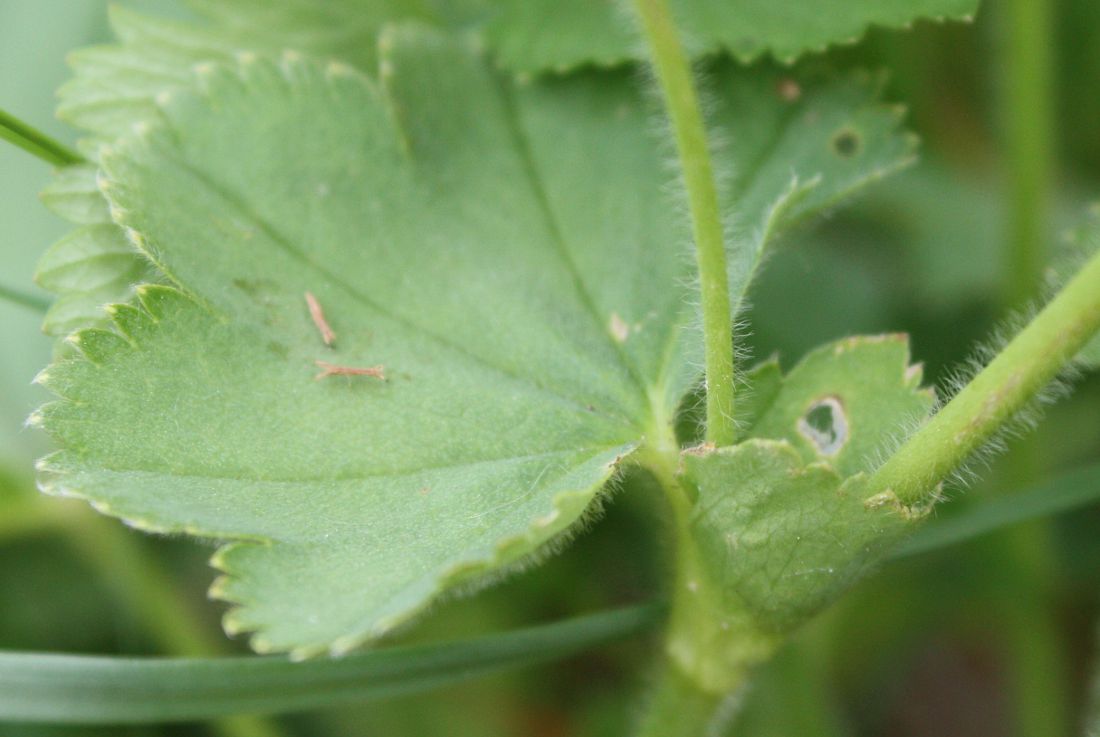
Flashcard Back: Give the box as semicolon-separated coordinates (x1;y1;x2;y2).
635;663;731;737
996;1;1069;732
1001;0;1055;306
633;420;769;731
633;0;736;447
994;526;1070;737
0;282;50;314
870;246;1100;504
0;108;82;167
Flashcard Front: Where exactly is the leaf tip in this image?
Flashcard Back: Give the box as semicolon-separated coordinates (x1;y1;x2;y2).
24;410;44;429
208;574;232;603
30;368;51;387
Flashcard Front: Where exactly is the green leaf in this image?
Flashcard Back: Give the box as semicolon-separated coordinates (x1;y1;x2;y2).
57;8;240;144
0;604;659;724
39;163;111;225
38;32;657;657
670;439;925;689
664;335;933;688
486;0;979;74
36;23;917;655
37;0;444;337
36;5;233;337
743;335;935;476
707;65;918;312
685;441;920;629
42;7;915;341
43;2;410;337
183;0;461;72
34;214;156;337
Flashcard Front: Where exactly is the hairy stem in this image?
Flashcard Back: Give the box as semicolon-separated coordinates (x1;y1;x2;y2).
870;247;1100;504
633;415;768;733
633;0;736;446
0;108;82;167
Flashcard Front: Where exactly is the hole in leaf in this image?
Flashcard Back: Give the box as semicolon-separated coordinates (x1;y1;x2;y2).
831;128;861;158
797;396;848;457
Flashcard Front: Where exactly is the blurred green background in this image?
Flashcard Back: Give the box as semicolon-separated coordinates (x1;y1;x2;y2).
2;1;1099;736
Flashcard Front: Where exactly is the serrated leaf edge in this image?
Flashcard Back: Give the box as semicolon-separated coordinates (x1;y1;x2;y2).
32;278;641;657
487;8;977;76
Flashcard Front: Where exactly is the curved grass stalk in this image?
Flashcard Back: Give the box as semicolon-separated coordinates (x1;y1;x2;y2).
0;604;659;724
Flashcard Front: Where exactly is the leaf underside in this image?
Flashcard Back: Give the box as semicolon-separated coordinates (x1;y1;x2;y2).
684;441;912;633
36;13;919;656
37;166;158;337
41;32;655;657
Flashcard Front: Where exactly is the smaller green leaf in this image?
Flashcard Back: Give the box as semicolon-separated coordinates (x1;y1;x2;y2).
670;440;925;690
712;65;918;314
744;335;935;477
664;334;934;689
0;604;659;724
685;441;923;629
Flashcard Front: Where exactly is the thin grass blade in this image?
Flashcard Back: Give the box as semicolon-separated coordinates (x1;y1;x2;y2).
0;604;659;724
0;108;82;167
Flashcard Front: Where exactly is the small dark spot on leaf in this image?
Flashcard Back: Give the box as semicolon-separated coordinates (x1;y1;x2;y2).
233;277;278;299
233;278;260;296
266;341;289;359
831;128;861;158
